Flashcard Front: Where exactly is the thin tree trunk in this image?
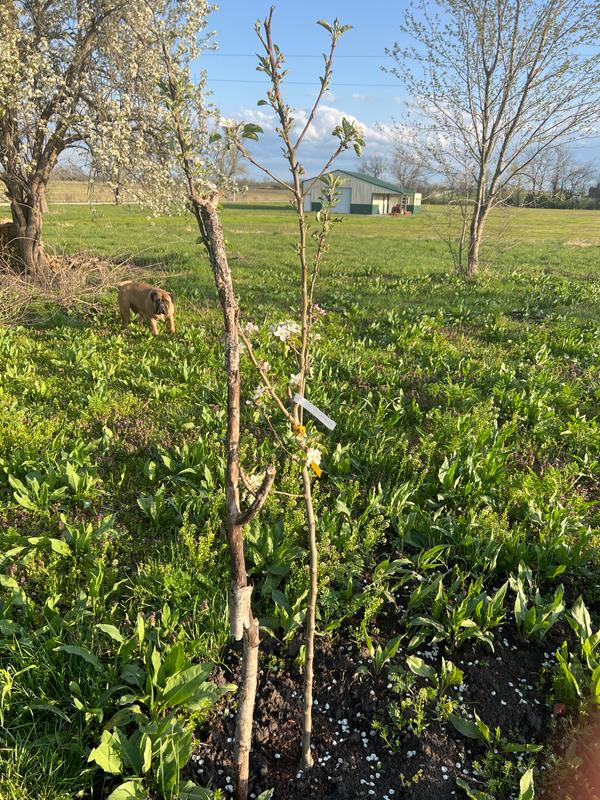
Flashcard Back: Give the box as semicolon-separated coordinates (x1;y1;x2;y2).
457;202;469;272
467;228;482;275
233;10;355;776
192;196;273;800
157;43;278;798
300;465;317;769
196;198;253;799
467;201;488;276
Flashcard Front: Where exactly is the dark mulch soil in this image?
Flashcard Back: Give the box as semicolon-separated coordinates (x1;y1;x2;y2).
191;624;560;800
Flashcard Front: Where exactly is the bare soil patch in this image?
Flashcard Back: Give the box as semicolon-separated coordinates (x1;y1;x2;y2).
565;240;599;248
194;627;557;800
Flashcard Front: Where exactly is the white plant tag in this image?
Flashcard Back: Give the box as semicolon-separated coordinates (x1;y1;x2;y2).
293;393;336;431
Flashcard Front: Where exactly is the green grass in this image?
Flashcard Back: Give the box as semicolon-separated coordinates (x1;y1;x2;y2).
43;202;600;310
1;202;600;799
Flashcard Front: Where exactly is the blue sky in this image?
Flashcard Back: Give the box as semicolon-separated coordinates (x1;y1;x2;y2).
199;1;407;178
198;2;599;181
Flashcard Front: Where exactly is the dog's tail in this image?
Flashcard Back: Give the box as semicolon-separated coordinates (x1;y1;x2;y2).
117;280;133;291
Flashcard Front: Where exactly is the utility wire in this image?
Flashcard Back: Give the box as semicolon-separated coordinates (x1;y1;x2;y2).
203;52;391;58
205;77;398;87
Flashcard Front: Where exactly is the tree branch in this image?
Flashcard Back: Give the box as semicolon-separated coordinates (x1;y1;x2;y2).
236;464;276;526
238;322;294;423
232;140;293;192
294;37;338;150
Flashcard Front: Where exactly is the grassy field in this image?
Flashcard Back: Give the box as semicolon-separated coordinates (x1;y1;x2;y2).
1;203;600;800
0;181;292;206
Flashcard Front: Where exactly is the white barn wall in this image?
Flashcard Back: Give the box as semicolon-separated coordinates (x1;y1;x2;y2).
301;169;421;214
303;170;371;205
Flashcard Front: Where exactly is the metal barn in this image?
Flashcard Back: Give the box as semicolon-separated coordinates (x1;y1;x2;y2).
302;169;422;215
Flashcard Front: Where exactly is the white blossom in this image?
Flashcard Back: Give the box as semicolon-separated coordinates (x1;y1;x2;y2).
306;447;322;468
0;0;226;222
252;385;268;402
270;320;301;342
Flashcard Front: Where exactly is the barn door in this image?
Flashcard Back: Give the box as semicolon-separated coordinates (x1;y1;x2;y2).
331;186;351;214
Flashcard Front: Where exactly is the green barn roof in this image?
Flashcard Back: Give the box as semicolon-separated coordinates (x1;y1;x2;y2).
302;169;412;194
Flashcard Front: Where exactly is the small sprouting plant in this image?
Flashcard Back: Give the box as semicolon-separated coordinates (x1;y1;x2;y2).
362;621;402;675
87;614;235;799
552;641;584;711
265;588;307;643
470;750;519;798
406;655;463;697
371;670;430;746
511;562;565;640
136;485;172;530
406;571;504;653
8;468;69;512
449;711;543;756
401;686;430;735
398;769;425;789
550;636;600;713
567;596;600;670
457;766;535;800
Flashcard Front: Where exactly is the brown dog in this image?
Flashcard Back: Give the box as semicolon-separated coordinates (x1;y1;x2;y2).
0;220;18;256
118;280;175;335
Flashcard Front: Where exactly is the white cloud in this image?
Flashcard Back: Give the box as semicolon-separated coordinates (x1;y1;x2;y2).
351;93;377;103
226;103;399;179
239;103;394;147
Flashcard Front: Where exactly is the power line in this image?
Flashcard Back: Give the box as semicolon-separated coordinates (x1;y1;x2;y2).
203;52;390;58
205;77;398;87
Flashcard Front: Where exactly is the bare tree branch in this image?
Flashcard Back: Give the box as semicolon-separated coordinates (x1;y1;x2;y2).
388;0;600;273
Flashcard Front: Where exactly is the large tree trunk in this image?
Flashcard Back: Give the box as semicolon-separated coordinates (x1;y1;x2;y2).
10;184;50;276
40;186;49;214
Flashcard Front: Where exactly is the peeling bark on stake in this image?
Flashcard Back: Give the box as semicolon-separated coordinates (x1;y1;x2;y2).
158;44;277;796
235;614;259;795
191;196;267;800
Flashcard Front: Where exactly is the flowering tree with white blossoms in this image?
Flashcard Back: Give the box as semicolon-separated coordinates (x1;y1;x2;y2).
229;8;365;771
0;0;211;276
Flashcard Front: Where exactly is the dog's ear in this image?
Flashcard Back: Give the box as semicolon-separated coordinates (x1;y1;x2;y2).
168;290;175;302
150;290;158;303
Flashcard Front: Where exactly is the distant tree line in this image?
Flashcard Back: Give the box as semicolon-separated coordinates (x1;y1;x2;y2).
359;142;600;210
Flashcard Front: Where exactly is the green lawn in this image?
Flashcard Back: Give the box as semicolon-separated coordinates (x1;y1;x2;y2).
1;203;600;800
43;202;600;316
